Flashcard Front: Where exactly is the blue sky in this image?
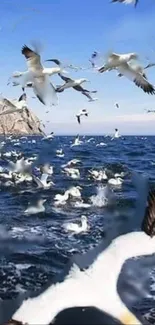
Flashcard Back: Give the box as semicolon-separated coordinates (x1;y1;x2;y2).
0;0;155;135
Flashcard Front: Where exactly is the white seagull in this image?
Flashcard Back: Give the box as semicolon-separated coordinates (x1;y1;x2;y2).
111;128;120;139
71;135;83;147
14;45;58;106
68;186;82;198
33;173;54;189
99;52;155;94
54;190;71;206
62;159;81;168
56;149;64;158
0;94;28;116
63;215;89;234
24;199;46;215
56;73;97;101
76;109;88;124
63;167;80;179
40;163;54;175
108;177;123;186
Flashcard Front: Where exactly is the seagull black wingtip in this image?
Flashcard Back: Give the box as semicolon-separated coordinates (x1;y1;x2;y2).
21;45;29;54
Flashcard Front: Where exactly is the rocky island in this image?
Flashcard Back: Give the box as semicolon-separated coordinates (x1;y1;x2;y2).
0;96;44;135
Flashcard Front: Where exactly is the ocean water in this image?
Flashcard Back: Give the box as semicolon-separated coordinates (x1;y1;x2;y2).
0;135;155;323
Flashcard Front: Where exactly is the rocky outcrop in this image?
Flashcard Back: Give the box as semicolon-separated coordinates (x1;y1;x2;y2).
0;97;44;135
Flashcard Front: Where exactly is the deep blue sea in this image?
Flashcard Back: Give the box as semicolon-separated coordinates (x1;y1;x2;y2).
0;135;155;323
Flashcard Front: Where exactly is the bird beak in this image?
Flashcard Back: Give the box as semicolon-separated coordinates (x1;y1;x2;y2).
44;59;53;62
120;312;142;325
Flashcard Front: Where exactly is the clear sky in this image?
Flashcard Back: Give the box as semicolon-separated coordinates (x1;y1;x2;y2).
0;0;155;135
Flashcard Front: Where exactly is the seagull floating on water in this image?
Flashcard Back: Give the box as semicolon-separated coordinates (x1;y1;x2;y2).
33;173;54;189
24;199;46;215
62;159;81;168
63;215;89;234
56;149;64;158
108;176;123;186
63;167;80;179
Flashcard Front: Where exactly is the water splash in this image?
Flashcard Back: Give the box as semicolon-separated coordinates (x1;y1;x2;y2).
90;185;110;207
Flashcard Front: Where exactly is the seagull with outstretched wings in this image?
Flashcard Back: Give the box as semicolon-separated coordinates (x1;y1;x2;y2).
76;109;88;124
56;74;98;101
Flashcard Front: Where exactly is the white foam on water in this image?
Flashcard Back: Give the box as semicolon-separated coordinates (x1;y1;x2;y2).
90;185;109;207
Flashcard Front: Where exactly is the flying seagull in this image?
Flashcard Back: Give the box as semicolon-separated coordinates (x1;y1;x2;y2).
0;93;28;116
56;74;98;101
13;45;58;106
98;52;155;94
111;0;138;7
76;109;88;124
115;102;119;109
117;62;148;79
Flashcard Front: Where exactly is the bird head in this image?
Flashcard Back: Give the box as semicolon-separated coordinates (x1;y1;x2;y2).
130;53;138;60
77;186;82;190
81;215;87;222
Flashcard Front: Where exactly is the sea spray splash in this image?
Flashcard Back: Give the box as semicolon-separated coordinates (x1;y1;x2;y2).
90;185;111;207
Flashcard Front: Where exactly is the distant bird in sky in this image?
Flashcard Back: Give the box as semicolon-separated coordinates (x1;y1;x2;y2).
99;52;155;94
111;0;138;7
76;109;88;124
91;51;98;59
145;109;155;113
56;74;97;101
115;103;119;109
89;51;99;68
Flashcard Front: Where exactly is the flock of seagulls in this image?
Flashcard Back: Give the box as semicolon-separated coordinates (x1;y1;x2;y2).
4;1;154;133
98;52;155;95
1;1;155;325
